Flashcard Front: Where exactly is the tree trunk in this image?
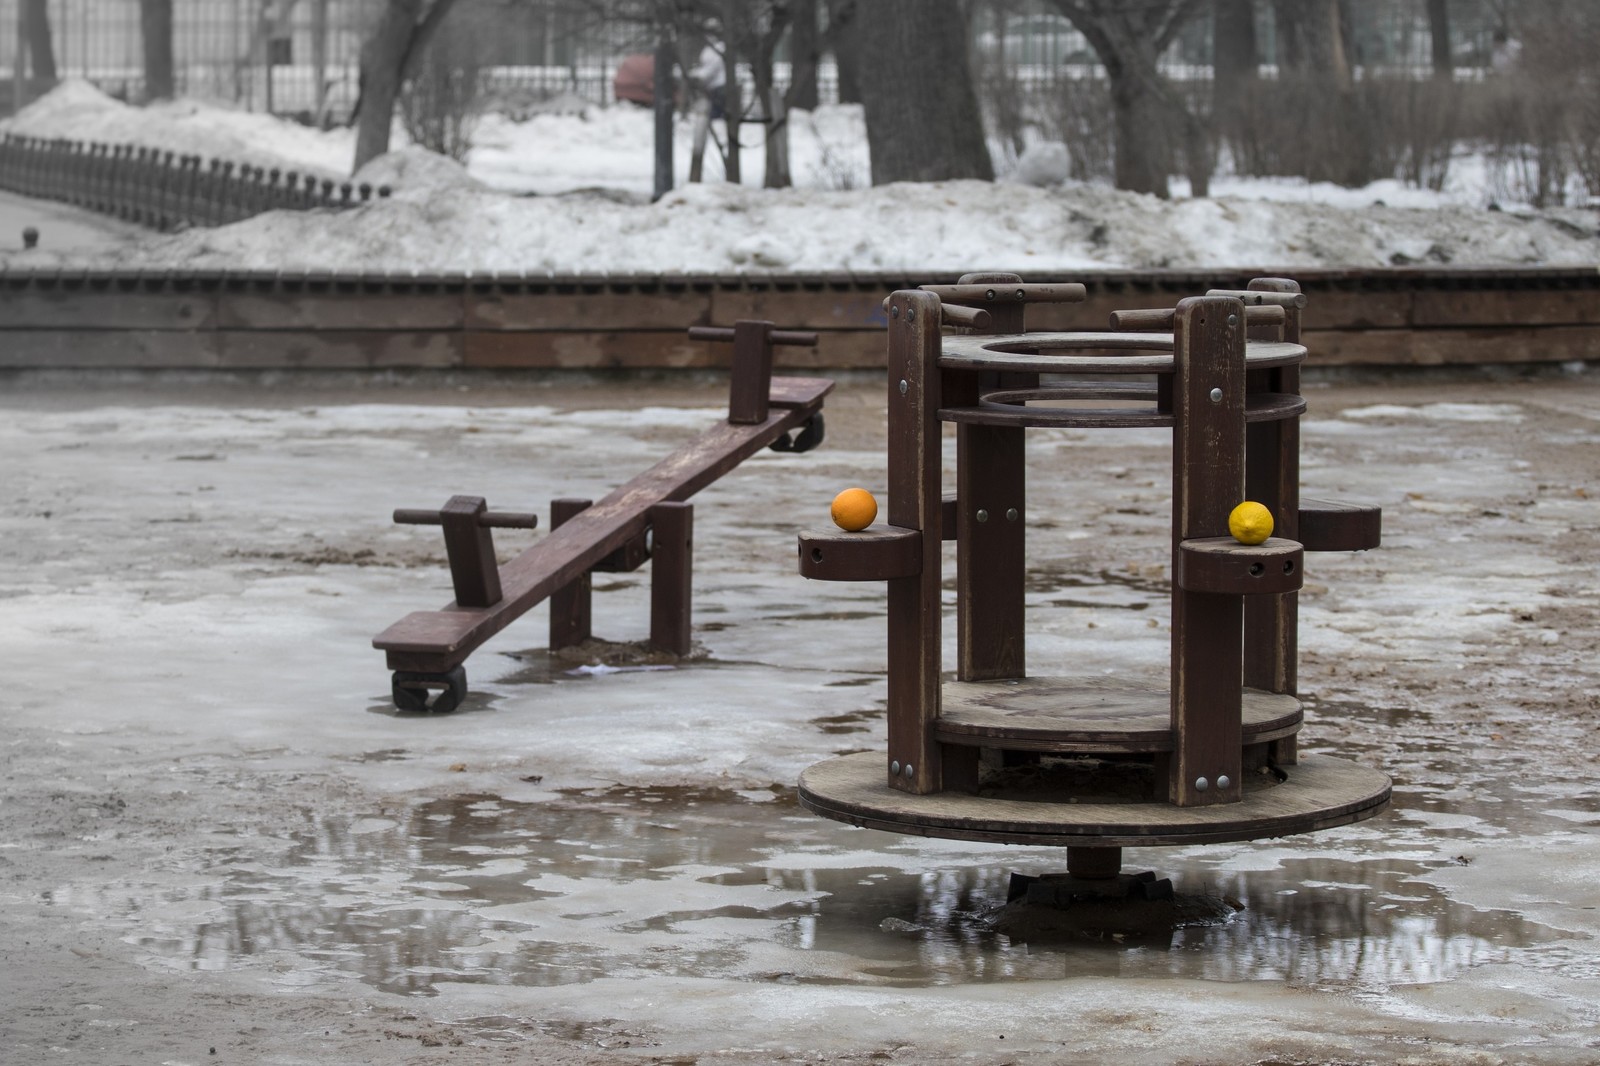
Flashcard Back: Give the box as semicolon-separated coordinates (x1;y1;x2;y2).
653;32;674;200
1108;70;1171;197
140;0;176;102
352;0;459;173
1427;0;1452;80
855;0;992;184
312;0;330;119
788;0;820;110
826;0;861;104
1212;0;1257;169
21;0;57;102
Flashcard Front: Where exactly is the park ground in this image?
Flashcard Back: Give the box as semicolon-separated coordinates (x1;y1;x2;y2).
2;366;1599;1064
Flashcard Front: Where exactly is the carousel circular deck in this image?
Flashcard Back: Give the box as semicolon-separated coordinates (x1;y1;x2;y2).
798;752;1391;848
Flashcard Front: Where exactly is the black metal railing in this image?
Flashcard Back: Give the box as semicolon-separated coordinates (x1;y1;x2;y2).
0;134;391;231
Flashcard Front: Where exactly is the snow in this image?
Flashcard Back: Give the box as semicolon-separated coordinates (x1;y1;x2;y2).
3;79;1598;274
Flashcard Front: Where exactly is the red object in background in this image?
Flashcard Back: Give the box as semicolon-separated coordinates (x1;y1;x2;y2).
613;53;654;106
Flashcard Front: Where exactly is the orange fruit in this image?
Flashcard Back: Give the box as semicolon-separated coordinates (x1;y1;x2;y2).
830;487;878;531
1228;501;1274;545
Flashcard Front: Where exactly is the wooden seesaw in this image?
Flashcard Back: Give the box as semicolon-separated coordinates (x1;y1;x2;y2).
375;321;832;712
795;272;1389;906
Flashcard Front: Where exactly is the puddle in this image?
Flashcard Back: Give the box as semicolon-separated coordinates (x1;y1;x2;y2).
81;782;1577;998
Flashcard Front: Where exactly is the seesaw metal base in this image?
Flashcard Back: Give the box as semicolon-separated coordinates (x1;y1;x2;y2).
798;751;1390;849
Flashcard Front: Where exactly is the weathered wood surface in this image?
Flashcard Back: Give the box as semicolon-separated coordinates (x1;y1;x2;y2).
2;268;1595;370
797;751;1391;847
934;676;1302;752
798;525;922;581
375;376;833;671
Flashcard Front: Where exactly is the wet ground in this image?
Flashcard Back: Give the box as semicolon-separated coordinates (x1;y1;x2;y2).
2;367;1599;1064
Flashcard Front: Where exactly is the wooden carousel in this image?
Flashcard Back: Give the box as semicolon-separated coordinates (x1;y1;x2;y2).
795;273;1389;895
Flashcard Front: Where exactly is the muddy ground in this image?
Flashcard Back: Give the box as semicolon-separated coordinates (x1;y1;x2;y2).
2;366;1598;1065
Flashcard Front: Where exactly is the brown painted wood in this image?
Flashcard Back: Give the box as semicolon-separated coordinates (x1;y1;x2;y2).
219;291;461;330
439;495;503;608
920;282;1087;305
1110;305;1286;332
1299;498;1382;551
709;287;886;330
798;525;922;580
374;377;833;670
548;499;593;650
1305;324;1600;367
726;319;775;424
1171;296;1247;807
934;676;1301;753
0;288;217;330
1205;288;1307;309
957;421;1025;681
218;330;462;369
956;272;1027;332
797;751;1391;847
1244;277;1303;698
1178;536;1304;595
885;290;945;795
469;288;706;330
938;332;1305;375
648;501;693;655
941;390;1305;430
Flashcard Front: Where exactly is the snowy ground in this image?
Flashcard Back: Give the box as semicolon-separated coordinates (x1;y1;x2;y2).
2;368;1599;1063
4;80;1597;275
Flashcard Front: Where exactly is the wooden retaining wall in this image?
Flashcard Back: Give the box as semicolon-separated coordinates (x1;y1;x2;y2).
1;265;1596;371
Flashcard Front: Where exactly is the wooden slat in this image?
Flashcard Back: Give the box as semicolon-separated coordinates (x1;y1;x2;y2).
468;288;707;330
1305;324;1600;366
1171;296;1246;807
218;330;461;369
709;287;888;329
0;329;221;367
218;291;462;330
884;289;945;795
956;421;1025;680
0;287;217;329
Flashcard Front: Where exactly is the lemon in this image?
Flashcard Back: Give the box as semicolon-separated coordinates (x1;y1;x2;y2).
1228;501;1274;545
831;487;878;531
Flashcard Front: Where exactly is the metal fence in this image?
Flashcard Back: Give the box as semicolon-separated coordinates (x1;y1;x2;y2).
0;0;1511;121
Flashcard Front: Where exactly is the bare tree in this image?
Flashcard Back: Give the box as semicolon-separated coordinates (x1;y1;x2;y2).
1212;0;1257;171
1427;0;1452;80
140;0;175;102
825;0;862;104
352;0;462;172
855;0;992;184
788;0;821;111
1048;0;1207;197
14;0;58;108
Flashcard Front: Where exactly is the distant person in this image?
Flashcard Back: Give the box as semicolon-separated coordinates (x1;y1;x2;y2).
613;53;655;107
692;44;726;121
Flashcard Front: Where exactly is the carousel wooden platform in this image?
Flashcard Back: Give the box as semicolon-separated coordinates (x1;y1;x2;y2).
794;272;1391;881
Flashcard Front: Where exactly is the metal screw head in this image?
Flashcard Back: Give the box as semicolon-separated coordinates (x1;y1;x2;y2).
891;305;899;318
898;379;909;396
902;764;915;779
985;288;996;300
907;307;915;321
1194;776;1209;792
976;509;989;523
1209;387;1223;403
1227;313;1239;326
1217;775;1232;789
1006;507;1019;521
890;760;901;775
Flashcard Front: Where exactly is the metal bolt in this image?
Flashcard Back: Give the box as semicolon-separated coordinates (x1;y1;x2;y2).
891;305;899;318
1227;313;1239;326
898;379;909;396
907;307;915;321
890;760;901;775
1006;508;1018;521
903;763;915;779
976;509;989;523
985;288;996;300
1015;288;1025;299
1209;387;1223;403
1218;775;1231;789
1195;776;1209;792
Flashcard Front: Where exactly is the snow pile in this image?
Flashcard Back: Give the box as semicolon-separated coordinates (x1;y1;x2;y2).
6;82;1599;273
2;79;352;179
353;145;485;198
93;174;1600;275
